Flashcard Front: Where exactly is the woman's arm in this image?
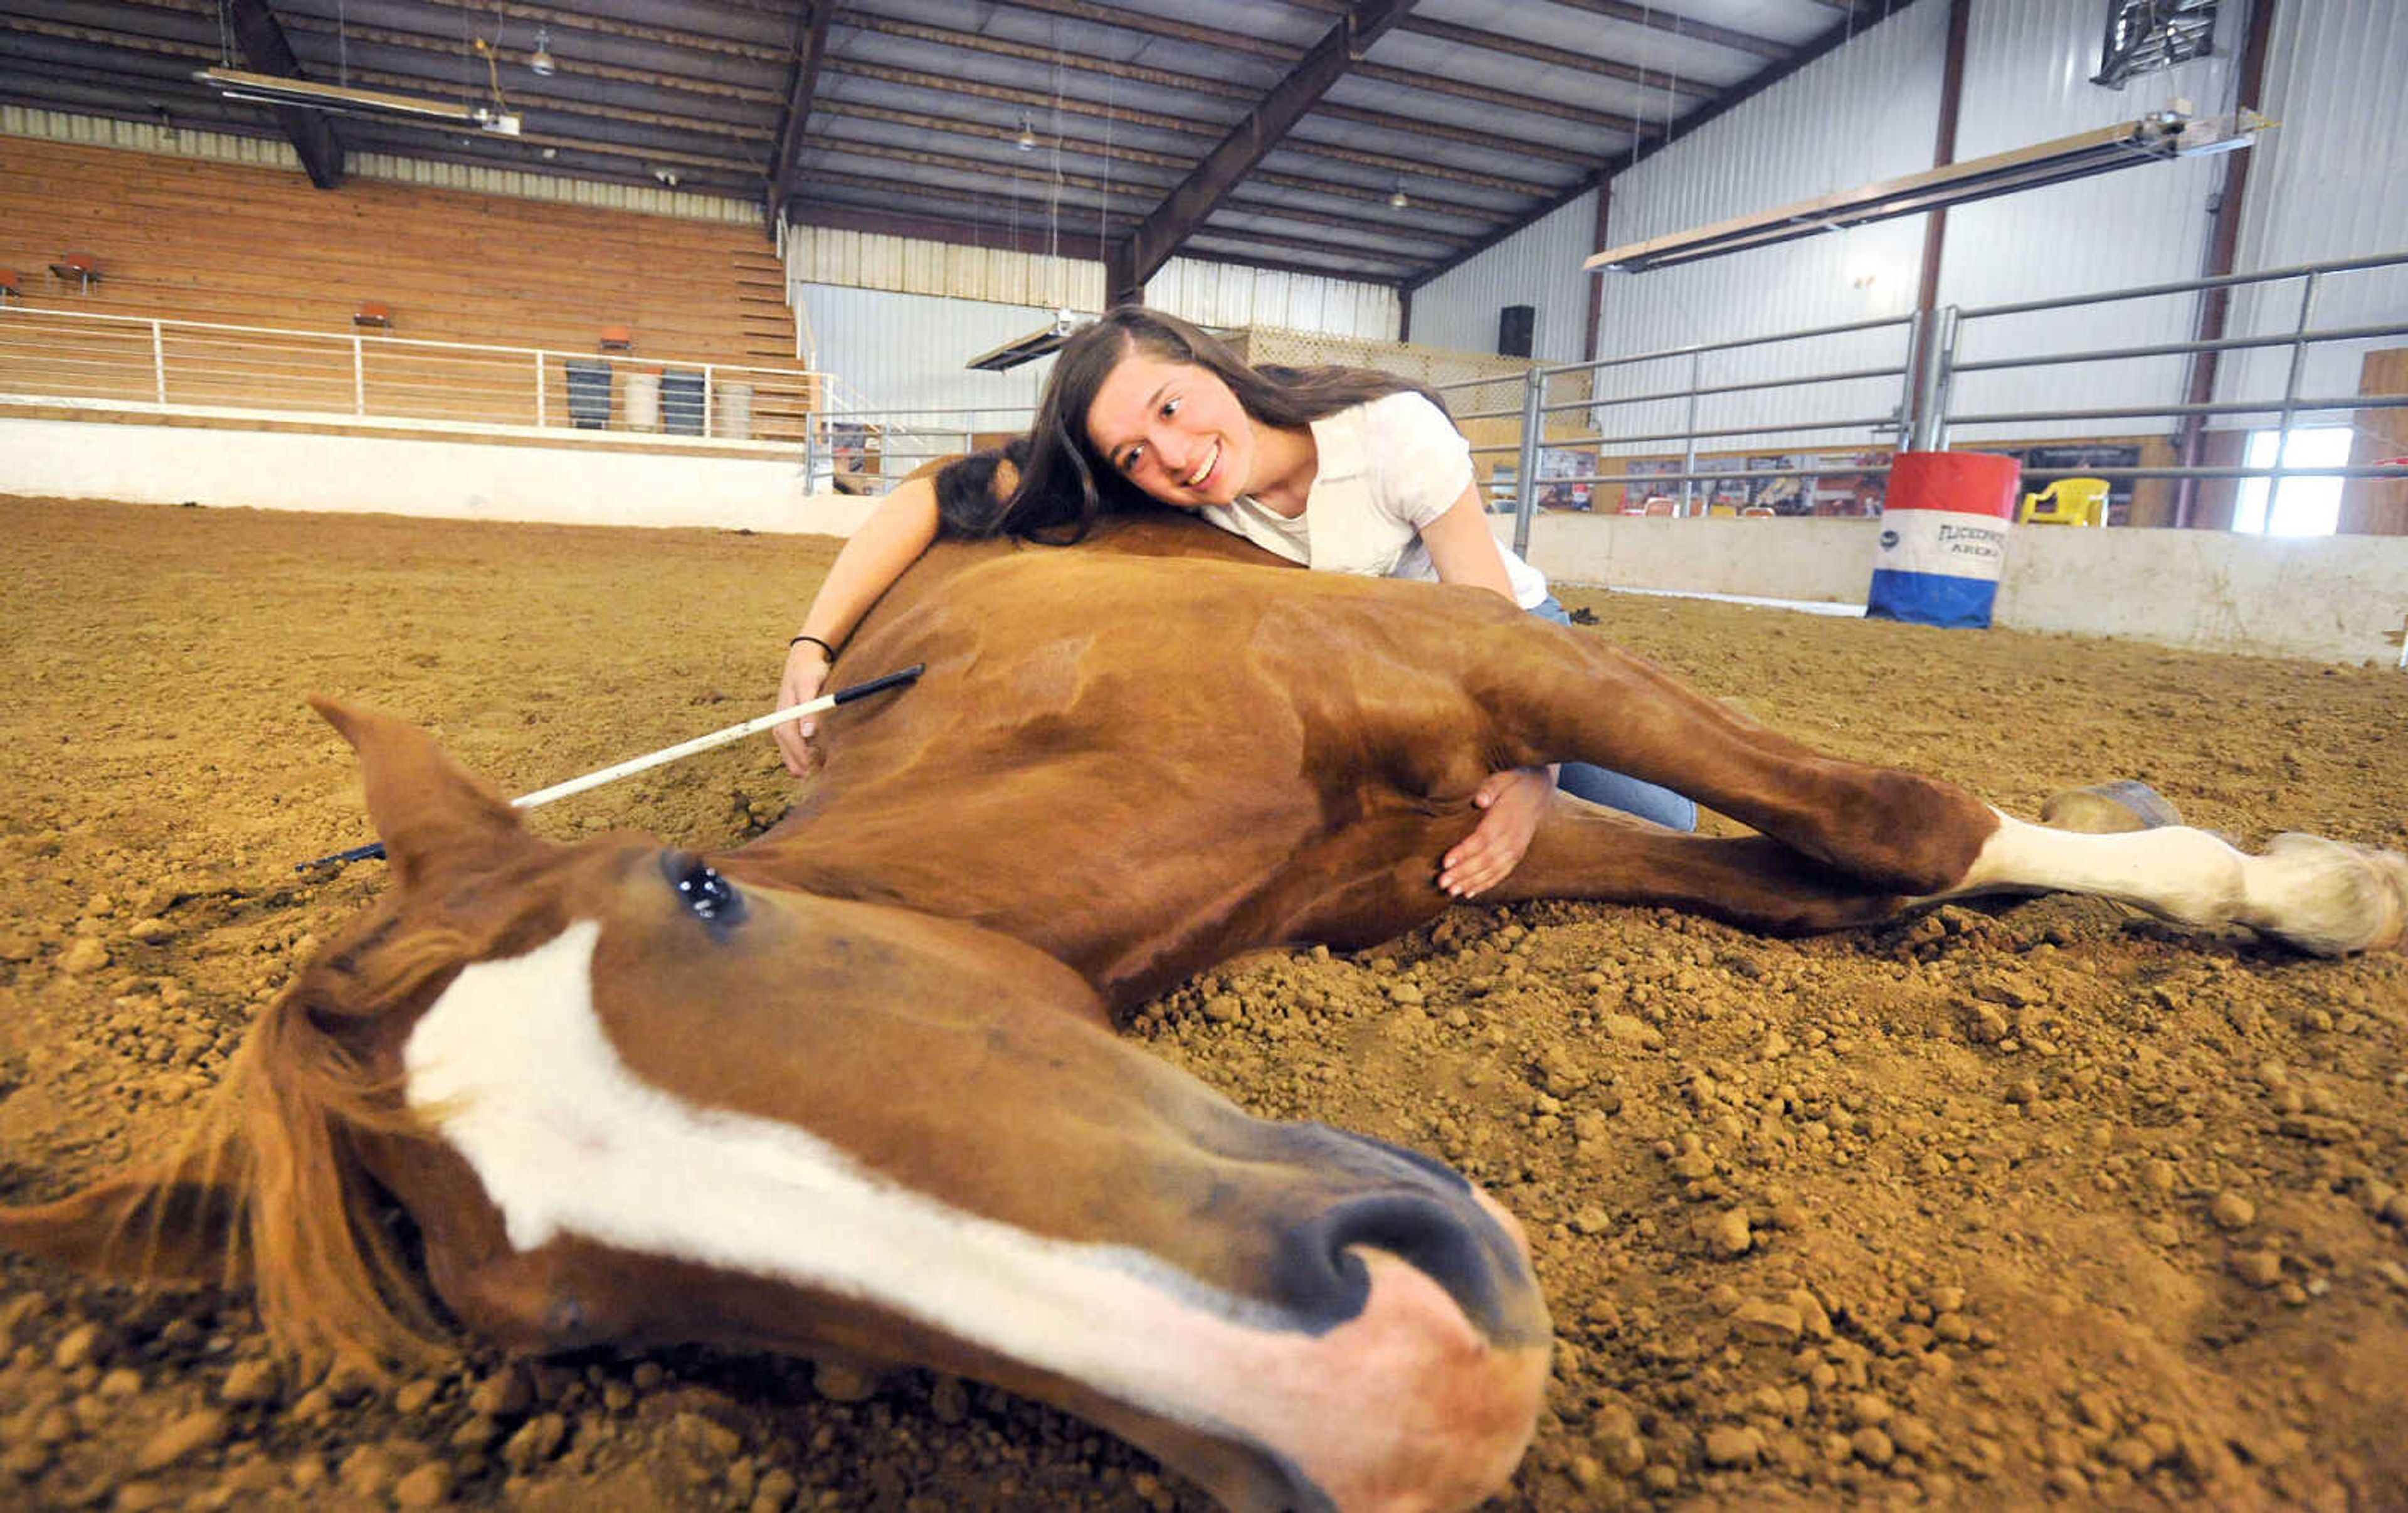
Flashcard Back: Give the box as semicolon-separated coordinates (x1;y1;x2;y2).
1417;482;1551;897
773;477;941;775
1416;485;1518;601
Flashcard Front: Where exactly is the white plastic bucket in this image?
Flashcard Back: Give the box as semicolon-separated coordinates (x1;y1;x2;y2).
715;380;753;440
623;371;662;433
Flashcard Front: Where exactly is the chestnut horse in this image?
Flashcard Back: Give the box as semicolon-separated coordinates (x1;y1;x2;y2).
4;452;2402;1511
755;457;2403;1015
0;699;1551;1513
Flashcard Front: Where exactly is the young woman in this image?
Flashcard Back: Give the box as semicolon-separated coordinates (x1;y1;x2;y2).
777;305;1695;898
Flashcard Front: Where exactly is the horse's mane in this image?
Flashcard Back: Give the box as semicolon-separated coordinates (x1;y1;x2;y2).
16;899;512;1376
231;908;474;1371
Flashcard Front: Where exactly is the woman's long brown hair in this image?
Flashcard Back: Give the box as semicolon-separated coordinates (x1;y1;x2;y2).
948;306;1452;543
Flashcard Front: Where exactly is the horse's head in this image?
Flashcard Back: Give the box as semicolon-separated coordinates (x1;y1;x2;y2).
3;701;1550;1512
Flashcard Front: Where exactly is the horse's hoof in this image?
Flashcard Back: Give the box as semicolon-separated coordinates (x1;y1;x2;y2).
2040;780;2183;835
2258;835;2408;956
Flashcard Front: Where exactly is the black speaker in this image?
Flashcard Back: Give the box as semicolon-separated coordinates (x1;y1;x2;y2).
1497;304;1536;358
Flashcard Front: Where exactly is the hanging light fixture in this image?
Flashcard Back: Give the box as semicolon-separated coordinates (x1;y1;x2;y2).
1015;115;1039;152
1589;109;2266;273
1388;179;1410;210
529;25;556;78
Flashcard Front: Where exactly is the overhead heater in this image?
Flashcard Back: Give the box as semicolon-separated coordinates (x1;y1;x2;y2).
965;309;1095;373
196;66;522;135
1587;108;2266;275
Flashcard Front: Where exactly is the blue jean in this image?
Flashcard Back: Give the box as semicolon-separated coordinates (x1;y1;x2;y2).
1528;596;1699;832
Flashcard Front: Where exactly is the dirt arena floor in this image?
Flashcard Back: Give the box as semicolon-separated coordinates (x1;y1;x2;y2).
2;492;2404;1512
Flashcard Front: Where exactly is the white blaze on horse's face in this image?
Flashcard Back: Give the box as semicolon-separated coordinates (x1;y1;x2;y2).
403;915;1547;1512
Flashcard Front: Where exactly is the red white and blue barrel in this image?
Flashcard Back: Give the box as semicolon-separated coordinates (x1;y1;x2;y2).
1866;450;2020;629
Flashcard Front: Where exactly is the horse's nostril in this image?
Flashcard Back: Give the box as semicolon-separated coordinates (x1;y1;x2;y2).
1275;1189;1523;1342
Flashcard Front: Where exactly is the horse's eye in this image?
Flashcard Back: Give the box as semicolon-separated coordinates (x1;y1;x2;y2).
672;858;746;926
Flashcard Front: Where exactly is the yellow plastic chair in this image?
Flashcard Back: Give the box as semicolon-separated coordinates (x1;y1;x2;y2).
2019;477;2109;526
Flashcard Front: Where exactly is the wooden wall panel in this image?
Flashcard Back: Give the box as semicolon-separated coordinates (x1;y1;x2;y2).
0;138;791;366
2341;348;2407;537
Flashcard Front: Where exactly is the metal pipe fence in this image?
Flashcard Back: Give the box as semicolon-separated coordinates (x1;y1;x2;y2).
15;253;2399;533
1458;250;2407;553
0;305;824;447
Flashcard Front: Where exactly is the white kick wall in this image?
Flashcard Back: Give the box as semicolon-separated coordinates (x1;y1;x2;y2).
1407;0;2407;452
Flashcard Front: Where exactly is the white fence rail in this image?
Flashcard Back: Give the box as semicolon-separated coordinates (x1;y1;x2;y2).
0;305;823;448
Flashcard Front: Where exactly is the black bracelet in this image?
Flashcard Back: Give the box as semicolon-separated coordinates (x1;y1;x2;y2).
788;634;838;660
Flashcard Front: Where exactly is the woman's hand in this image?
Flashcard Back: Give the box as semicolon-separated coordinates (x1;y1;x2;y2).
1438;767;1552;898
773;641;832;777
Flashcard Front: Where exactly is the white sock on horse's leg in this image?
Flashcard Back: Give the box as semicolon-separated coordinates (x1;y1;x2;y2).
1949;811;2407;957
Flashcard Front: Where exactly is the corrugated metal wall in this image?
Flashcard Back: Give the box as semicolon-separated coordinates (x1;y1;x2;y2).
2219;0;2408;414
781;225;1400;420
779;226;1397;342
796;283;1056;428
1580;0;1949;455
1936;0;2236;441
1408;0;2406;462
1409;192;1599;365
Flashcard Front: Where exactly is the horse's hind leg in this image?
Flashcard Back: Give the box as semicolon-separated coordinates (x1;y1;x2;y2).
1477;627;2407;956
1949;817;2407;957
1470;626;1999;896
1496;807;1915;935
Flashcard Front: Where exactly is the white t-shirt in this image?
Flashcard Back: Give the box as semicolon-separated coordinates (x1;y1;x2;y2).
1200;391;1552;609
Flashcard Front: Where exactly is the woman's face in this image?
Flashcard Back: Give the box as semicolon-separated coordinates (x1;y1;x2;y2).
1082;349;1254;509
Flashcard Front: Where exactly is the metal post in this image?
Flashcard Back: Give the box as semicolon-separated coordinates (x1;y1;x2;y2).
2266;270;2321;505
351;333;365;416
150;321;166;404
1911;306;1958;452
1898;309;1926;449
1679;351;1702;512
1511;366;1544;556
534;351;546;428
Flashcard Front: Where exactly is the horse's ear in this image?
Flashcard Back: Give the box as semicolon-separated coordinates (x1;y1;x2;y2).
309;698;529;889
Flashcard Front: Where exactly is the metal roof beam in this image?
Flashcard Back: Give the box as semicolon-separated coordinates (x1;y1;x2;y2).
1352;61;1652;137
769;1;836;223
1539;0;1791;62
1112;0;1418;304
1393;16;1716;98
272;13;784;105
971;0;1299;63
224;0;344;187
838;14;1257;102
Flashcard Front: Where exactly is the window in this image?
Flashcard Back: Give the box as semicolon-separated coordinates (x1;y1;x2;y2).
2231;426;2350;537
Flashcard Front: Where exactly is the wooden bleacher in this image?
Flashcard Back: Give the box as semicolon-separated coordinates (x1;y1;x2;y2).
0;137;806;434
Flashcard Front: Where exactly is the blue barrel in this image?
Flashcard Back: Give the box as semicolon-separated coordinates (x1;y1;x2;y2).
1866;451;2020;629
660;369;706;435
564;358;613;430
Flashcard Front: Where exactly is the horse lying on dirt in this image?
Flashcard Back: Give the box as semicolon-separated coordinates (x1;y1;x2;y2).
3;452;2403;1512
759;454;2404;1015
1;701;1551;1513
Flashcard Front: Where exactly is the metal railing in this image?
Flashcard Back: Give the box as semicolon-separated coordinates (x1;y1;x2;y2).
0;304;825;447
1481;248;2408;553
802;383;1033;494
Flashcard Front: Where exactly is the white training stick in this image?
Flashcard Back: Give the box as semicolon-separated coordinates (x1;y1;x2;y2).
297;663;924;870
